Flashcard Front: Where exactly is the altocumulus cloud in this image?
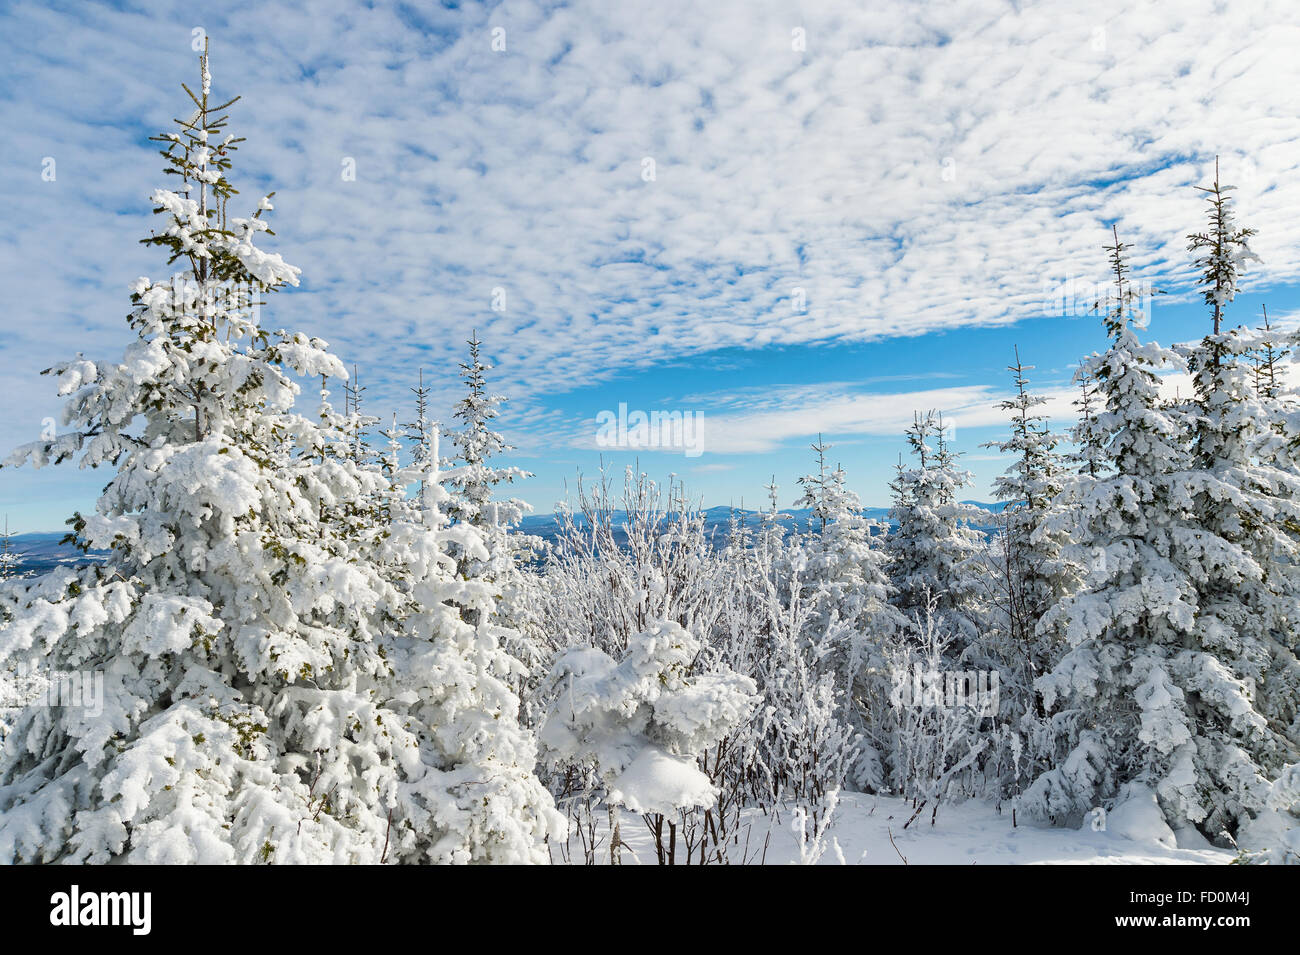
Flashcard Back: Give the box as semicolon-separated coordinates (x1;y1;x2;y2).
2;0;1300;461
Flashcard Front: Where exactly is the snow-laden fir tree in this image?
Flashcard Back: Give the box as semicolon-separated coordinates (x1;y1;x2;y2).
444;333;543;655
0;517;35;742
377;426;564;862
446;333;535;572
341;364;378;466
1027;228;1190;827
975;352;1082;813
1178;168;1300;853
0;49;560;864
1250;306;1291;404
1067;362;1108;481
0;518;22;581
792;437;896;640
403;368;438;497
1245;305;1300;541
983;350;1076;652
791;440;902;776
886;411;987;643
1028;222;1300;849
376;412;411;524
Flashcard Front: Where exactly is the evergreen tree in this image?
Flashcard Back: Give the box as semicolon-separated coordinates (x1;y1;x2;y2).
446;333;538;589
341;364;378;465
0;518;21;581
403;367;437;498
1028;222;1298;848
378;412;411;524
886;411;986;642
0;49;559;864
793;437;894;639
379;426;564;862
1179;169;1300;849
792;442;901;775
1250;305;1289;402
1028;228;1191;826
984;350;1075;647
1069;362;1108;481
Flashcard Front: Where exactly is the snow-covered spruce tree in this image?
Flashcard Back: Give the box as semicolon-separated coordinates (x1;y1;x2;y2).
1251;306;1291;405
886;411;988;643
1064;363;1107;483
972;352;1081;815
445;333;538;588
1245;306;1300;543
341;364;378;466
1027;224;1298;847
1179;169;1300;854
791;440;902;779
793;437;895;640
0;518;22;581
1027;228;1190;828
982;350;1076;658
758;474;793;564
403;368;438;498
0;50;559;864
377;426;564;863
538;620;756;864
1;518;36;741
376;412;411;525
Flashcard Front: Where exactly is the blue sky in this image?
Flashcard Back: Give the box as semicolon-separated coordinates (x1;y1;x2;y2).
3;0;1300;531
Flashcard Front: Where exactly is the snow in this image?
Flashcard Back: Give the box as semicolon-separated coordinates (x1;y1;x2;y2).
608;748;716;816
1106;784;1179;851
556;792;1232;865
4;47;1300;866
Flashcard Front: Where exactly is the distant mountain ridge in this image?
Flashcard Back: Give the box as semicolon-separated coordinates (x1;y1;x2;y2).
7;502;1007;573
520;500;1006;545
4;532;110;576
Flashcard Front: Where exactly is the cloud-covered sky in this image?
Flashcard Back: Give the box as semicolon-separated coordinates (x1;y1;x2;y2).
3;0;1300;530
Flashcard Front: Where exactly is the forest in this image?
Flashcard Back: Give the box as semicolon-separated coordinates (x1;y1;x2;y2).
0;48;1297;866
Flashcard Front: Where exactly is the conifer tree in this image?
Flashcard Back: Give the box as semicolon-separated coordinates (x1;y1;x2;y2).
1069;362;1108;481
0;49;559;864
1028;222;1299;848
793;437;894;639
792;442;901;766
445;333;538;588
886;411;986;642
1178;169;1300;849
342;364;378;465
1251;306;1289;402
984;350;1074;648
0;518;21;581
404;368;437;498
1028;228;1190;826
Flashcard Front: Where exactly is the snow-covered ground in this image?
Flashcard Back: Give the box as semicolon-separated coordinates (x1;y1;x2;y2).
554;793;1233;865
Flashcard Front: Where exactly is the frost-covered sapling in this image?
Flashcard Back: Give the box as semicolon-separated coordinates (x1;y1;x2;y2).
539;619;756;863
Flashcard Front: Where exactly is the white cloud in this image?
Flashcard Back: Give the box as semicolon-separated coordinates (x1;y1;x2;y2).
2;0;1300;458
